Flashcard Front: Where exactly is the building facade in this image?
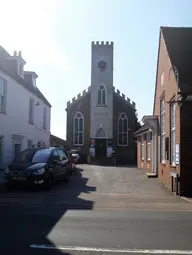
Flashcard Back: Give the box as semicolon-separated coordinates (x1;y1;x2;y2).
0;46;51;177
135;27;192;196
66;41;138;164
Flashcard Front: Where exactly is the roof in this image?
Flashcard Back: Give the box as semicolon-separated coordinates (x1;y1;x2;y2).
134;123;151;136
161;26;192;87
0;46;51;107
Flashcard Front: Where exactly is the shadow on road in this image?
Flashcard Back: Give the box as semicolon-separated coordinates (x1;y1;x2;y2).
0;167;96;254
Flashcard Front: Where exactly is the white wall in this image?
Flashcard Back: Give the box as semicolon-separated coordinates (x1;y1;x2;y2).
90;42;114;138
0;70;51;169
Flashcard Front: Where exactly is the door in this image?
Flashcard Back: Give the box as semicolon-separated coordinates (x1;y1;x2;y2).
51;150;61;179
95;139;107;158
57;149;69;178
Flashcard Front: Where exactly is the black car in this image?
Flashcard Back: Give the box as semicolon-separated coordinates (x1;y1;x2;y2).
4;147;70;190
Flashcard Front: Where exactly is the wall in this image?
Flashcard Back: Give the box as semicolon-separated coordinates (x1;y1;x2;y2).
0;70;51;169
153;30;181;191
113;93;137;164
66;93;90;161
137;134;153;173
90;42;113;138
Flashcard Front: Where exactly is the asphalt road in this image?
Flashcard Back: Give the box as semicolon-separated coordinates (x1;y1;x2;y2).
0;165;192;254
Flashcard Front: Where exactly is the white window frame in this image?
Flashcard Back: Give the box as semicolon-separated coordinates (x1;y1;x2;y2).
0;136;4;168
97;85;107;106
27;139;33;148
29;97;35;124
141;135;144;160
12;135;23;160
146;132;151;161
170;103;176;166
161;72;164;87
73;112;84;146
118;113;128;146
0;77;7;113
43;107;47;129
17;61;24;78
161;99;166;163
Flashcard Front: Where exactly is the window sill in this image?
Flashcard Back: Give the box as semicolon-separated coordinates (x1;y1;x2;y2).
28;122;34;125
117;145;128;147
170;163;176;168
147;158;151;162
141;158;145;161
96;105;107;107
161;160;166;165
73;144;84;147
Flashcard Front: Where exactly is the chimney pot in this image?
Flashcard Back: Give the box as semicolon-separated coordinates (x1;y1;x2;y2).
18;51;22;57
13;51;17;56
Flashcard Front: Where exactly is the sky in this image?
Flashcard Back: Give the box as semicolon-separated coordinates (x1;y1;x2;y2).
0;0;191;139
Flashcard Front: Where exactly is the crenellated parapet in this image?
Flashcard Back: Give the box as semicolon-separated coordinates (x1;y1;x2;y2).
92;41;114;47
113;86;136;110
67;86;91;108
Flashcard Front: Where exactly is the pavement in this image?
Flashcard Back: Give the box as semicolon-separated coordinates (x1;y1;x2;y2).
0;165;192;255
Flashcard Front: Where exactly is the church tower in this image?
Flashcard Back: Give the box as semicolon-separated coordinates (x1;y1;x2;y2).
90;41;114;158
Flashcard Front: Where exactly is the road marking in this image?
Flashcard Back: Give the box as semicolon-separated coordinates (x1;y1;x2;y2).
30;244;192;254
181;197;192;203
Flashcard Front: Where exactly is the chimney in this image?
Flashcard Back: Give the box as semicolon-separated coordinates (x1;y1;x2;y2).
18;51;22;57
13;51;17;57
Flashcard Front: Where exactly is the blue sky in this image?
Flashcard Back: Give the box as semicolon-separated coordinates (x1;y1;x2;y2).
0;0;191;139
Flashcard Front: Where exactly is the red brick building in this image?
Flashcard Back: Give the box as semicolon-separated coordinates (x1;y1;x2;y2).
135;27;192;196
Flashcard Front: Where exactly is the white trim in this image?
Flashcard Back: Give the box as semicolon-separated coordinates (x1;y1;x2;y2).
95;127;108;139
17;60;24;78
97;84;107;106
170;103;176;165
146;132;151;161
0;76;7;113
141;135;144;160
118;112;128;146
73;111;84;146
0;135;4;168
160;99;166;162
160;71;164;87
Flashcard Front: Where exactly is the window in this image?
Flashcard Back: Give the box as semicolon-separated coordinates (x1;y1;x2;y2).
43;107;47;129
161;72;164;87
29;98;34;124
160;99;166;163
0;77;7;113
97;85;106;106
0;136;3;167
170;103;176;165
57;149;67;160
118;113;128;146
146;133;151;160
141;135;144;160
13;143;21;160
27;139;33;148
32;77;36;88
18;62;24;77
14;149;51;163
73;112;84;146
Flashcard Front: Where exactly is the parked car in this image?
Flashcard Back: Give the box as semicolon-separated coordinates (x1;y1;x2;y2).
4;147;70;190
67;151;76;174
70;149;80;164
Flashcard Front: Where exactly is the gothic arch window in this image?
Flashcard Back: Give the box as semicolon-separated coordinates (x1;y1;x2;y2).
118;113;128;146
97;85;107;106
73;112;84;146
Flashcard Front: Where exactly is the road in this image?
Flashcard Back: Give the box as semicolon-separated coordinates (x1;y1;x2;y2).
0;165;192;255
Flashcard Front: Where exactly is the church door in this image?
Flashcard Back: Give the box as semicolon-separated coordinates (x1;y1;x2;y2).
95;139;107;159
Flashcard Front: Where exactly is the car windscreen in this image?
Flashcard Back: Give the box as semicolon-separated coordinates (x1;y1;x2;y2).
14;149;50;163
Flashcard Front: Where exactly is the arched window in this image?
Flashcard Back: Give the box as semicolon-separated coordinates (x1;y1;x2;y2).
97;85;106;106
73;112;84;145
118;113;128;146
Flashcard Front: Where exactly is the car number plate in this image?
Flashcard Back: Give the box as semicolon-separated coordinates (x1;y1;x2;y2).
13;177;26;181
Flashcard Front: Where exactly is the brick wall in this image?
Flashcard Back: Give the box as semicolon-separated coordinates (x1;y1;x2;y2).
137;134;153;173
153;29;181;192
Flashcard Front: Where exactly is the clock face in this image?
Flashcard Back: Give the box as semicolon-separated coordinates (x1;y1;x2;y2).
97;60;107;72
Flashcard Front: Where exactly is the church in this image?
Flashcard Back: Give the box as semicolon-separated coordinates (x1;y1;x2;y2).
66;41;138;164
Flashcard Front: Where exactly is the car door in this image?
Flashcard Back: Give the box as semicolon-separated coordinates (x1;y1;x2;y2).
57;149;69;177
50;150;61;179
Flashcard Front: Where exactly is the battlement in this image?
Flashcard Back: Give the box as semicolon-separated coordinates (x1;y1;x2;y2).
92;41;114;47
67;86;91;108
113;86;136;110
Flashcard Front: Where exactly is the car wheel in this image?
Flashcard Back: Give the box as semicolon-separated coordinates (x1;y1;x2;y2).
45;174;52;190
